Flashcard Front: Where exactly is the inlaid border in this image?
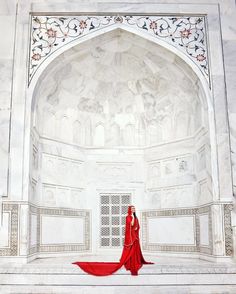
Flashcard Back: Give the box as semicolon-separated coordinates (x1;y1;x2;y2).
0;203;19;256
29;205;90;254
142;205;213;254
224;204;233;256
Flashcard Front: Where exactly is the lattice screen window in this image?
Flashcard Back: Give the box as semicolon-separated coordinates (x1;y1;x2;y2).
100;193;131;248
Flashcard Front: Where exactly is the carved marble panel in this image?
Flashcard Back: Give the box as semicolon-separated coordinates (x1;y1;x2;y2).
148;154;193;178
42;184;84;208
41;153;84;188
96;162;134;182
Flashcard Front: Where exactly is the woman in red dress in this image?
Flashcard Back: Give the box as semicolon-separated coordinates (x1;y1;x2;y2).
72;205;154;276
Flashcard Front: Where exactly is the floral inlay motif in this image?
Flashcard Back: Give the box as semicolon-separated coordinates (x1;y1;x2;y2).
29;15;209;85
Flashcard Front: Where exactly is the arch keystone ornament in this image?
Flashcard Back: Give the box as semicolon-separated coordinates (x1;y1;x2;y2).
29;14;209;85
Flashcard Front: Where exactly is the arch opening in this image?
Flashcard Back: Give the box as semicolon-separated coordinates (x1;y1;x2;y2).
28;29;215;257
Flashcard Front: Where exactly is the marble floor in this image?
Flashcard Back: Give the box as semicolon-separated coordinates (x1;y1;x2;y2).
1;255;236;294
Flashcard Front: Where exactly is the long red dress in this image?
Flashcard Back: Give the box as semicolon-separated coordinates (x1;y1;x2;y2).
72;206;154;276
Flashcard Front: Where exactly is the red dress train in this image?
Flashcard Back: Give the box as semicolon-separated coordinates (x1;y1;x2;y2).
72;206;154;276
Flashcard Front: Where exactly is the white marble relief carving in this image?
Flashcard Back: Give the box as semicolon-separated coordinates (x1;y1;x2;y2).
44;188;55;206
96;162;134;182
41;153;84;187
42;184;84;208
148;185;194;209
147;154;194;189
33;29;205;148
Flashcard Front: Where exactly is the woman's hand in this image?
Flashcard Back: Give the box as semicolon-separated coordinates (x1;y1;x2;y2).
131;215;134;226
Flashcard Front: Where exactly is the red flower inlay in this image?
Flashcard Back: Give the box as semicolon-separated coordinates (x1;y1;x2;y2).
32;53;41;61
180;29;191;38
46;28;57;38
149;21;157;30
79;20;87;29
196;54;206;61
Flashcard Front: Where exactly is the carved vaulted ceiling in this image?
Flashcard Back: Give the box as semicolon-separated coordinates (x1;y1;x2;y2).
33;29;206;146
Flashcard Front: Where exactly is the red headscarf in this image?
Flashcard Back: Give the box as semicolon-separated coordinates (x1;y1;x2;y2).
127;205;133;216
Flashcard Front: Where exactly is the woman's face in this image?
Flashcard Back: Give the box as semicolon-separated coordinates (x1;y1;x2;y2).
131;206;135;213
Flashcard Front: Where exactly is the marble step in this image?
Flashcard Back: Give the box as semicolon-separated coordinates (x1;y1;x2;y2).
1;264;236;287
1;285;236;294
1;256;236;293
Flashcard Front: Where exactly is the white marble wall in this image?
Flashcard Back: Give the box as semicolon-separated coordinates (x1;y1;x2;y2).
148;216;195;245
0;0;235;261
27;130;212;253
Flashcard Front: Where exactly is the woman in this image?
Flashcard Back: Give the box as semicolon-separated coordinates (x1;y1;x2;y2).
72;205;154;276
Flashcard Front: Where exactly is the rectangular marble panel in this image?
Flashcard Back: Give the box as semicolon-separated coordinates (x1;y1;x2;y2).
30;214;37;247
41;152;84;188
199;214;209;246
0;213;9;247
198;179;210;204
197;145;206;172
148;216;195;245
41;216;84;245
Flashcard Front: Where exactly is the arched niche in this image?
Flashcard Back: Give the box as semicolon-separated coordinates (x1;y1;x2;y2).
27;28;218;256
31;29;209;147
